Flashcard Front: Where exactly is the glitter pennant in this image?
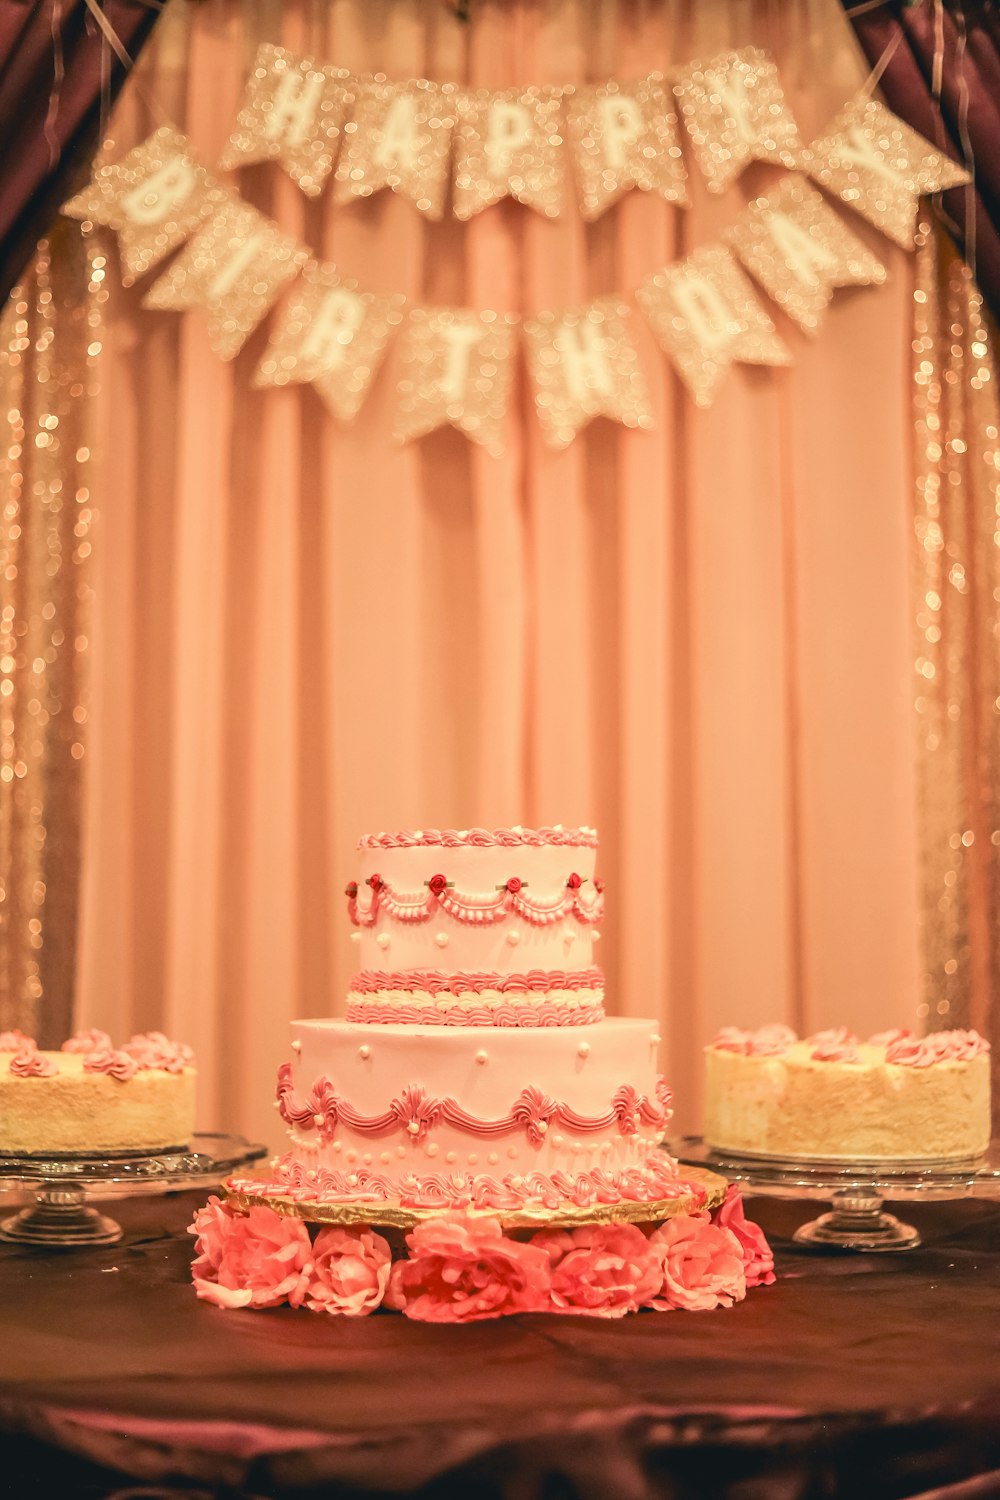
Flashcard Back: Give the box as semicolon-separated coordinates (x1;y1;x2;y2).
219;43;354;199
142;193;308;360
393;307;518;456
523;298;654;449
726;176;887;334
453;86;566;221
61;124;228;285
672;47;805;196
636;244;792;407
806;94;972;250
334;79;457;220
253;259;404;421
564;75;688;221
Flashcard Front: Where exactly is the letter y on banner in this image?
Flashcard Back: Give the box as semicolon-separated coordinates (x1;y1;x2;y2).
524;299;654;449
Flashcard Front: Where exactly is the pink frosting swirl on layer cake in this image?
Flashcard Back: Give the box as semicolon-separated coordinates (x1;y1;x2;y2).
123;1031;194;1072
358;827;598;850
61;1028;113;1054
886;1028;990;1067
868;1028;910;1047
806;1027;859;1050
0;1029;33;1051
346;1001;605;1027
83;1047;139;1081
707;1024;798;1057
350;967;603;996
810;1040;862;1064
8;1045;56;1078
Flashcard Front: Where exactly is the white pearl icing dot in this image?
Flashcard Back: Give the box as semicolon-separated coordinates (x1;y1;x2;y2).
426;1142;439;1158
350;932;361;943
380;1151;391;1164
435;932;449;948
475;1049;489;1065
358;1045;371;1059
651;1033;662;1045
592;930;602;942
346;1149;357;1163
332;1141;342;1153
446;1151;457;1164
290;1039;301;1052
376;933;391;950
397;1145;406;1159
488;1152;499;1165
577;1041;591;1058
468;1153;479;1165
506;929;520;946
507;1146;518;1159
362;1153;372;1165
313;1113;324;1129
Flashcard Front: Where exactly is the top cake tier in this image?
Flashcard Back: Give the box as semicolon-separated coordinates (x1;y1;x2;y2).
345;826;604;1026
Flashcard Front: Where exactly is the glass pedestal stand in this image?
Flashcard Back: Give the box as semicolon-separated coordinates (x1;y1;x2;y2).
670;1138;1000;1251
0;1133;267;1247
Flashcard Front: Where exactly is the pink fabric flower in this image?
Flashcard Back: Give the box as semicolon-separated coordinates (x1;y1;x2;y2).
647;1212;747;1311
291;1225;391;1316
712;1185;775;1288
532;1222;662;1318
385;1212;551;1322
188;1197;312;1310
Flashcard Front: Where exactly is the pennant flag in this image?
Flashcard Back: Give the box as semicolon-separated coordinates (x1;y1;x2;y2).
672;46;805;195
143;193;307;359
637;245;791;406
219;43;354;198
334;80;457;220
523;298;654;449
453;86;566;220
62;124;227;284
806;94;972;250
565;75;688;221
253;260;404;420
393;307;518;454
726;176;887;333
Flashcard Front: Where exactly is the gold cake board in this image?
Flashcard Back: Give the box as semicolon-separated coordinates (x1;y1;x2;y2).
223;1165;727;1233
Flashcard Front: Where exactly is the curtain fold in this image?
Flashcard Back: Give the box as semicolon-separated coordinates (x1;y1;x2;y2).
0;0;162;307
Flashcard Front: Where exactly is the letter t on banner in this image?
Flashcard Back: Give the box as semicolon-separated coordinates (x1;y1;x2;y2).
636;245;791;407
393;308;518;455
523;299;654;449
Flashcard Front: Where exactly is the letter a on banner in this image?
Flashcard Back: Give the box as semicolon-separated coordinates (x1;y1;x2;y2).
220;44;354;197
565;76;688;220
806;95;971;249
523;299;654;449
636;245;791;406
143;193;307;359
726;176;886;333
334;80;457;220
254;260;405;421
672;47;805;194
62;124;228;283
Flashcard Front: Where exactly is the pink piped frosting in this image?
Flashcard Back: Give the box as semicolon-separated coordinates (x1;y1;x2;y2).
810;1040;862;1064
0;1029;33;1051
83;1047;139;1081
868;1028;910;1047
8;1046;56;1078
886;1028;990;1067
708;1023;798;1058
123;1031;194;1072
358;826;598;849
62;1028;113;1055
807;1026;860;1049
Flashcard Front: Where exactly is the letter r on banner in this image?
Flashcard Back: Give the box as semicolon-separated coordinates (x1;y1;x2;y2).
301;287;367;367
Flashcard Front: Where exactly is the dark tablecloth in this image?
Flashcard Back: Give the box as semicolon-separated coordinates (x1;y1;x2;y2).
1;1188;999;1500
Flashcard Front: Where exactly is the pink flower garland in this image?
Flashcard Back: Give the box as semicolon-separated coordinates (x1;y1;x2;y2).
188;1189;775;1320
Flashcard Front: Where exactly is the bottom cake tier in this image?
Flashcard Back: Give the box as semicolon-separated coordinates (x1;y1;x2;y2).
272;1017;679;1211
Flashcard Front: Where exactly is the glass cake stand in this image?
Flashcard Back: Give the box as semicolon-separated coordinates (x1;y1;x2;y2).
669;1136;1000;1251
0;1133;267;1247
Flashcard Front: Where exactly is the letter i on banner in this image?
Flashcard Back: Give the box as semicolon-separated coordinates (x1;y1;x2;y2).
453;86;566;219
726;176;886;333
143;193;308;359
393;308;518;455
806;95;971;249
564;76;687;220
334;79;458;220
523;299;654;449
219;44;354;197
254;260;405;421
636;245;791;407
62;124;228;283
672;47;805;194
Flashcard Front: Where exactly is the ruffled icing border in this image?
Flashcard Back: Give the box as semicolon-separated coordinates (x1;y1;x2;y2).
358;826;598;849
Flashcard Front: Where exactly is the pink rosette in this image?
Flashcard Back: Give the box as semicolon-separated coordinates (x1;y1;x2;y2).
868;1027;910;1047
712;1185;775;1288
82;1047;139;1082
0;1029;32;1051
61;1028;113;1055
887;1028;990;1066
124;1030;194;1072
807;1026;859;1049
810;1040;862;1063
532;1222;662;1318
885;1035;943;1068
291;1225;391;1316
647;1212;747;1311
188;1197;312;1310
384;1212;551;1322
749;1023;797;1056
707;1027;754;1055
8;1045;56;1078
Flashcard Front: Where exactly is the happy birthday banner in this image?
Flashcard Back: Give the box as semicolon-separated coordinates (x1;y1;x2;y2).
62;43;970;450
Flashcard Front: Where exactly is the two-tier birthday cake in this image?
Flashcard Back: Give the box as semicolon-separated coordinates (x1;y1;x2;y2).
203;827;775;1320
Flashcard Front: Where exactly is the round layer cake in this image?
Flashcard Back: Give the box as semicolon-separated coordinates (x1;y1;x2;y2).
345;825;604;1025
703;1024;991;1163
0;1028;196;1156
270;1016;676;1211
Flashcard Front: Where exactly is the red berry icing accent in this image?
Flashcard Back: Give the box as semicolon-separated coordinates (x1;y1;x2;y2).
368;873;383;891
594;878;604;893
566;872;583;890
505;877;523;895
345;881;358;900
428;873;448;897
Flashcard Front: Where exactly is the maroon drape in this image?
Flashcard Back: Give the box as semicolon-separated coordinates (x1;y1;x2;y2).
0;0;161;306
844;0;1000;324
